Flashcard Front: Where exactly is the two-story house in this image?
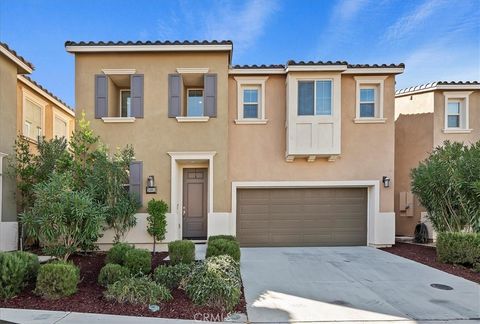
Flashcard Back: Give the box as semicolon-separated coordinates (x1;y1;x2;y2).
395;81;480;238
66;40;404;249
0;42;75;251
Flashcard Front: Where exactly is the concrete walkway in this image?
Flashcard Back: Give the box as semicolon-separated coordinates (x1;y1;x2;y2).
240;247;480;323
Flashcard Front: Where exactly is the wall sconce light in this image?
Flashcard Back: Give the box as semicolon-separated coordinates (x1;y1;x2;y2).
146;175;157;194
382;176;391;188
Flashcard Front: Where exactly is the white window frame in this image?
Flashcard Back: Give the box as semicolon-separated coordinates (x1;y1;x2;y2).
119;89;132;117
234;76;268;124
296;79;334;117
53;110;70;140
354;76;387;123
22;88;46;142
443;91;472;133
186;88;204;117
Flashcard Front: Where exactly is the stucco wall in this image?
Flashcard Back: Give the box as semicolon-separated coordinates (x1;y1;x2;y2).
74;52;230;213
394;113;433;236
394;92;434;120
0;54;18;222
227;74;397;213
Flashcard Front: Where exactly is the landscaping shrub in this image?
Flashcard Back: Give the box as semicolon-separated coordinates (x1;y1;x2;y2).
207;235;236;243
106;242;134;265
124;248;151;275
168;240;195;265
0;252;28;299
147;199;168;254
206;238;241;262
98;263;131;287
104;276;172;305
13;251;40;282
35;262;80;299
437;232;480;265
153;263;192;289
184;255;241;311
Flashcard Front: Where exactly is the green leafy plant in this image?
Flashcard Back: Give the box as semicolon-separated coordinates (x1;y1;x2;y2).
206;238;241;262
106;242;135;265
147;199;168;254
98;263;131;287
124;249;152;275
168;240;195;265
13;251;40;282
104;276;172;305
436;232;480;266
0;252;28;299
153;263;192;289
184;255;241;311
208;235;236;244
35;262;80;300
411;140;480;233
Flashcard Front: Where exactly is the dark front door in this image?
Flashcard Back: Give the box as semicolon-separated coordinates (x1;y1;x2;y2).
183;168;208;239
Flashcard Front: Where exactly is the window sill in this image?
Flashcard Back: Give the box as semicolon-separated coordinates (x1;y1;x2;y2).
234;119;268;125
176;116;210;123
101;117;136;123
442;128;473;134
353;118;387;124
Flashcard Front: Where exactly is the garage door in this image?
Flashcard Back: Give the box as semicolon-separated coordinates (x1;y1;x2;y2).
236;188;367;247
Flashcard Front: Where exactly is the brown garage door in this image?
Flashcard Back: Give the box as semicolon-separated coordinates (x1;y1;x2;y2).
237;188;367;247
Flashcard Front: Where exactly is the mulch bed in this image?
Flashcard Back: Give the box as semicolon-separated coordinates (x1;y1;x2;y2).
381;242;480;284
0;252;246;320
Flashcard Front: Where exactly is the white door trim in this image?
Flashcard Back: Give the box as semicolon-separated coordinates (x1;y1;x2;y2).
231;180;381;246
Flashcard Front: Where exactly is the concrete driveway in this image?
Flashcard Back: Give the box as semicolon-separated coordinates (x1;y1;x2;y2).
240;247;480;323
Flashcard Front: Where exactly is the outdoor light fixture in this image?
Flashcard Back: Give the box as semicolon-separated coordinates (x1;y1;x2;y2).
146;175;157;194
382;176;391;188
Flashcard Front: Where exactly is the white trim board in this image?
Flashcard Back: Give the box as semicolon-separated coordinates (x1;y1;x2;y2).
0;46;33;73
66;44;232;53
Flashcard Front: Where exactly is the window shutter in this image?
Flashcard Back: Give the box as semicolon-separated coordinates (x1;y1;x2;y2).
168;74;182;117
204;73;217;117
130;74;144;118
94;74;108;118
129;161;143;205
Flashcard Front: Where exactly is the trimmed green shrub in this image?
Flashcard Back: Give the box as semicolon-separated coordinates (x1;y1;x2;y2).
106;243;134;265
168;240;195;265
184;255;241;311
147;199;168;254
207;235;236;244
104;276;172;305
124;249;151;275
153;263;192;289
437;232;480;265
0;252;28;299
206;238;241;262
98;263;131;287
35;262;80;299
474;263;480;273
13;251;39;282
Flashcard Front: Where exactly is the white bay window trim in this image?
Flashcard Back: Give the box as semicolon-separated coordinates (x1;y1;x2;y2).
234;76;268;124
354;76;387;123
442;91;472;133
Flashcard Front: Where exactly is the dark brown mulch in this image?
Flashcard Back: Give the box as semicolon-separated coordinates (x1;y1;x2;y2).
0;252;246;320
381;242;480;284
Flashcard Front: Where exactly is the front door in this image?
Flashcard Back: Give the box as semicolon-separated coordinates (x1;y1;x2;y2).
182;168;208;239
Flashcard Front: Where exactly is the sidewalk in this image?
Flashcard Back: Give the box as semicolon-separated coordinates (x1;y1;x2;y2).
0;308;242;324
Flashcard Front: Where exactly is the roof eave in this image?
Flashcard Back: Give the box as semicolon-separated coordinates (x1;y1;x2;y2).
396;84;480;97
343;67;404;75
0;46;33;74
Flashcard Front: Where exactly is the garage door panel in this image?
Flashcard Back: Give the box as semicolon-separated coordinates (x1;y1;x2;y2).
237;188;367;247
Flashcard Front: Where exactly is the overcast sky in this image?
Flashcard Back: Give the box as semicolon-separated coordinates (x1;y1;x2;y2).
1;0;479;107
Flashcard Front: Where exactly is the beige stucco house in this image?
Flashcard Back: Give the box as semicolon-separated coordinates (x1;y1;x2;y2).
0;42;75;251
395;81;480;238
66;40;404;249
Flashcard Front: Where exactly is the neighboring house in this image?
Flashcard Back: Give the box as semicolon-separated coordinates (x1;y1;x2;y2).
395;81;480;238
66;40;404;249
0;42;74;251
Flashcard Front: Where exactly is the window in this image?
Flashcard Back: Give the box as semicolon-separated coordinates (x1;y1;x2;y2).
354;76;387;123
297;80;332;116
234;76;268;124
23;98;43;140
447;101;461;128
187;89;204;116
120;90;131;117
54;116;68;138
443;92;472;132
359;88;376;118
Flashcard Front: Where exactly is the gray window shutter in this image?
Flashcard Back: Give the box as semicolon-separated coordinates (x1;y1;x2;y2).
168;74;182;117
129;161;143;205
204;73;217;117
130;74;144;118
94;74;108;118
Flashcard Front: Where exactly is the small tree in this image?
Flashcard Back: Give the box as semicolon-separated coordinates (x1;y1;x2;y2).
147;199;168;254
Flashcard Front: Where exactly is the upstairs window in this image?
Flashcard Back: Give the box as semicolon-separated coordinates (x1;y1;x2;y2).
297;80;332;116
187;89;204;116
447;100;461;128
243;87;259;118
234;76;268;124
442;92;472;132
354;76;387;123
23;97;43;141
54;116;68;138
120;89;131;117
359;87;376;118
